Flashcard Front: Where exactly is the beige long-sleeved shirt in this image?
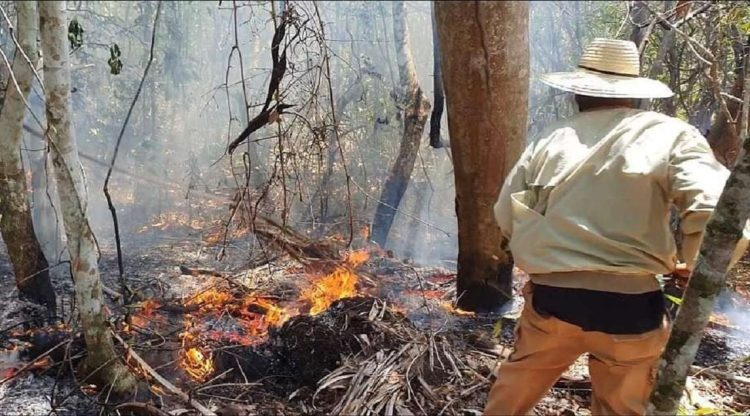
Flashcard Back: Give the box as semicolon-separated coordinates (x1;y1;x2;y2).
494;107;749;293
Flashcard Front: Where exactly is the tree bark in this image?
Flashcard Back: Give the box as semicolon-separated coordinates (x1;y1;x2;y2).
38;0;136;393
370;1;430;247
648;136;750;415
0;1;56;308
435;2;529;311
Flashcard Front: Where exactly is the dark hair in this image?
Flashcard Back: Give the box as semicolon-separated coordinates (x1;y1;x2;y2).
574;94;638;111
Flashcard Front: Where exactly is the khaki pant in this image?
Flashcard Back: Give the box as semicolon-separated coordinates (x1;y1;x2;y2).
485;283;669;416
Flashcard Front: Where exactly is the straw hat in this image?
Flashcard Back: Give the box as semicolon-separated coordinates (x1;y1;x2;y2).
540;38;673;99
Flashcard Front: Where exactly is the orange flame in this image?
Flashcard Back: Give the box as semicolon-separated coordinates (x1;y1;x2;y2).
709;312;736;328
440;301;476;317
183;347;214;381
188;288;234;311
177;251;369;381
301;250;369;315
241;296;290;327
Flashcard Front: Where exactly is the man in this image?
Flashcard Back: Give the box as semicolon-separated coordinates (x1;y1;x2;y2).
486;38;749;415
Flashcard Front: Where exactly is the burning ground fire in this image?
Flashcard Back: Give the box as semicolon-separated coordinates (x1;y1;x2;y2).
173;250;372;380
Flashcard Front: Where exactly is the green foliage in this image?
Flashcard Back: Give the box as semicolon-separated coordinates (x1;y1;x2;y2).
728;6;750;34
108;43;122;75
492;319;503;340
67;18;84;51
665;294;683;306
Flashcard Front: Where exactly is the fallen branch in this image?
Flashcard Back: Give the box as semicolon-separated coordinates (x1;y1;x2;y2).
690;365;750;385
102;284;124;300
179;266;224;277
111;331;216;416
553;365;750;392
113;402;171;416
0;339;71;386
252;215;340;261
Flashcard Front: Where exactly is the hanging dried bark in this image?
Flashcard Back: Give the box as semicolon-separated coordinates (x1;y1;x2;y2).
428;2;444;149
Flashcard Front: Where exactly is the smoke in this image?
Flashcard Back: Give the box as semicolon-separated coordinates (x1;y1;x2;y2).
715;287;750;356
10;1;634;271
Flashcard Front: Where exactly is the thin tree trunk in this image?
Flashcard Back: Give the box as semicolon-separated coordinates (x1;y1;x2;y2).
648;134;750;415
707;33;748;166
629;1;651;49
740;50;750;147
305;78;363;226
38;0;136;393
0;1;55;308
370;1;430;247
649;1;678;116
436;1;529;311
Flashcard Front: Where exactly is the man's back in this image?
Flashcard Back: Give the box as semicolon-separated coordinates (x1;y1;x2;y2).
495;108;728;286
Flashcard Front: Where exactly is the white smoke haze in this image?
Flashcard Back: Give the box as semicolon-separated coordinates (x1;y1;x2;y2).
4;1;748;341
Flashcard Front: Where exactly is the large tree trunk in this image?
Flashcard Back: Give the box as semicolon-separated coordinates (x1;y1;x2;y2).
38;0;136;393
370;1;430;247
0;1;55;308
436;2;529;312
648;134;750;415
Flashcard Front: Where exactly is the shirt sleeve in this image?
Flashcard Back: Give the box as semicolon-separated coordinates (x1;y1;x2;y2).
669;129;749;269
494;143;534;240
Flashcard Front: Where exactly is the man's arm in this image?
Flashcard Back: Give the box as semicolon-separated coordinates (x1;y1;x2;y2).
669;130;749;270
494;144;534;240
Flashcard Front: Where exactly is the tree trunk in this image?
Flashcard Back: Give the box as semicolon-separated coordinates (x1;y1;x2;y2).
648;132;750;415
370;1;430;247
707;34;748;166
435;2;529;312
38;0;136;393
0;1;56;308
304;78;363;227
648;1;678;116
629;1;651;49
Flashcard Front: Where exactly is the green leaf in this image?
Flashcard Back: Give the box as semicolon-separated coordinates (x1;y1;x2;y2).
665;294;683;306
492;320;503;340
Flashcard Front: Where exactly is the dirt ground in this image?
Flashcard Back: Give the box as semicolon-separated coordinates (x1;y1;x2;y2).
0;227;749;415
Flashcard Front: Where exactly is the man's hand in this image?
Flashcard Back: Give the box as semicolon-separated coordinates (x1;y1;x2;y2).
668;262;691;288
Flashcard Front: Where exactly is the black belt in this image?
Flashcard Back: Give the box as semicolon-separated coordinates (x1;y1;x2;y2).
531;284;666;335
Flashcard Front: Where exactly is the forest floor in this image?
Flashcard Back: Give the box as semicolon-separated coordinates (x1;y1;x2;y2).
0;221;749;415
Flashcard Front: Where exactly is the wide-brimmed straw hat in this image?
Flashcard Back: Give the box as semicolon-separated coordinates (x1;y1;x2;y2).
540;38;673;99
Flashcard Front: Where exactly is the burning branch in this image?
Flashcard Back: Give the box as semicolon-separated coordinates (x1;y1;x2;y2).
111;331;217;416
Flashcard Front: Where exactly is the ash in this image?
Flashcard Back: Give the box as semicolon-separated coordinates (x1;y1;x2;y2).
0;373;97;416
